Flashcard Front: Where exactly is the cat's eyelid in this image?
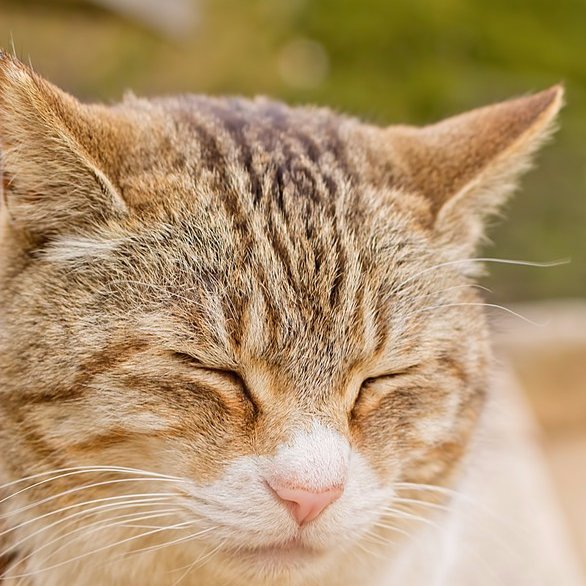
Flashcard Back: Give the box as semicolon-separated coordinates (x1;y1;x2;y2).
364;364;418;382
172;353;258;411
176;356;259;412
171;351;238;375
171;350;205;367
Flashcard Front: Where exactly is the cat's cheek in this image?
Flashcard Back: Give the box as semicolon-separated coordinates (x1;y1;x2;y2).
160;419;258;484
349;386;457;483
406;385;488;481
360;384;485;488
20;383;256;484
349;414;405;486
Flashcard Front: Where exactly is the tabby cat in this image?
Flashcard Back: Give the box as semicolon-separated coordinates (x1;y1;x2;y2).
0;51;562;585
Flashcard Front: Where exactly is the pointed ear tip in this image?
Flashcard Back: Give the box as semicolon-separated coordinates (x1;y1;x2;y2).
533;84;565;118
0;50;30;84
0;48;17;69
0;48;13;75
548;82;565;97
544;83;564;103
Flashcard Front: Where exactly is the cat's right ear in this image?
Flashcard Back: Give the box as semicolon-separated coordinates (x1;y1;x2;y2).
381;87;563;258
0;51;128;240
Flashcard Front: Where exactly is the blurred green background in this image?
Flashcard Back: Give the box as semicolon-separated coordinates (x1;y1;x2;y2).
1;0;584;301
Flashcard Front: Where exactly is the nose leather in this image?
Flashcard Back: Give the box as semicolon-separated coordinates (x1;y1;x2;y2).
269;484;343;525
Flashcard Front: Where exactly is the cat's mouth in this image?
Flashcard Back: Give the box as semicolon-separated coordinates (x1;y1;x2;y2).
224;539;322;565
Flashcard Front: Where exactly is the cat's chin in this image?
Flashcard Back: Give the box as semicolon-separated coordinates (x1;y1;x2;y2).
219;539;330;574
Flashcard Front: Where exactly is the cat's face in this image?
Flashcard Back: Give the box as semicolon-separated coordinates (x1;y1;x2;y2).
0;52;562;584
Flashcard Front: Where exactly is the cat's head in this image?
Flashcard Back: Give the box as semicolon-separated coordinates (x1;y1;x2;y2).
0;51;562;583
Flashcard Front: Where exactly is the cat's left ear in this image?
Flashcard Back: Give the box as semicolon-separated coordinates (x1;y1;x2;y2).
0;51;129;240
383;86;564;256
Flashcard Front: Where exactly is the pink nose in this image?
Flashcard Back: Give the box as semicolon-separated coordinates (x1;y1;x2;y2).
269;483;343;525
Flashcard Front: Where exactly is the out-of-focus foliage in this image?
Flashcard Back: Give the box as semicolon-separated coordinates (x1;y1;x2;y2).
1;0;584;301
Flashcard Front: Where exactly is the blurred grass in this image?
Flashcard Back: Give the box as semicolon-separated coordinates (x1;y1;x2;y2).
1;0;584;301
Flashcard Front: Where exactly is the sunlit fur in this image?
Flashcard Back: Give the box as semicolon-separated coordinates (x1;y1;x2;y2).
0;51;562;585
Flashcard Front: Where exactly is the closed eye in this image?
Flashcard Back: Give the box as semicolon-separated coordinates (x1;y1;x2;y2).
171;351;258;411
361;373;402;387
351;366;418;417
362;365;418;387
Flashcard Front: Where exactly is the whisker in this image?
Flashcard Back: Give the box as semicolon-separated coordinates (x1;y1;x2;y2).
9;508;184;573
379;507;445;535
7;519;197;580
408;283;493;303
386;493;523;586
1;496;177;556
2;478;182;519
353;538;387;560
416;302;548;326
371;521;412;540
113;525;215;561
394;482;460;496
170;539;227;586
0;466;182;495
380;507;430;524
0;466;183;504
363;528;398;548
392;497;451;513
0;492;175;537
395;481;534;557
394;257;570;292
94;524;218;577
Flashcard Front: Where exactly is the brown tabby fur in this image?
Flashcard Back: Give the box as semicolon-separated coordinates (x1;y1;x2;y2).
0;50;562;585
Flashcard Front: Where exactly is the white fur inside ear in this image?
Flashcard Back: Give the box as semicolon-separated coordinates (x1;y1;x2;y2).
92;165;128;212
42;235;122;262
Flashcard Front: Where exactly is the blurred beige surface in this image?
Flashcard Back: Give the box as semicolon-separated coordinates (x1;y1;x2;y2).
496;300;586;579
